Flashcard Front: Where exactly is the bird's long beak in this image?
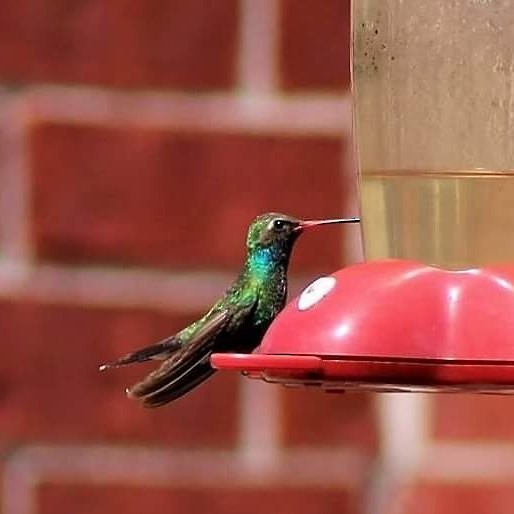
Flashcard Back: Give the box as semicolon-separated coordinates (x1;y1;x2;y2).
297;217;360;231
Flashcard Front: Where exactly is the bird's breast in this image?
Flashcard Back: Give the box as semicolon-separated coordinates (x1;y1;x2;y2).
255;273;287;324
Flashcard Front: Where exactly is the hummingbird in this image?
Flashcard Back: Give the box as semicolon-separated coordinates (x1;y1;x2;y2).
100;212;360;407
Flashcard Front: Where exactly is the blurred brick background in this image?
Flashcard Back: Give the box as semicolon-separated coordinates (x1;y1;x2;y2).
0;1;508;514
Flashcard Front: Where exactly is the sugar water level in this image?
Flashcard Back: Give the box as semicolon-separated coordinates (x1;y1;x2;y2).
360;170;514;269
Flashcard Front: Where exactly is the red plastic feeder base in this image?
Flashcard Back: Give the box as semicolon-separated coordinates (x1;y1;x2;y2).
211;353;514;393
211;260;514;394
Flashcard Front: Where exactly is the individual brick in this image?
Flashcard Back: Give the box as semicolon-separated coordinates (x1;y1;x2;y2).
0;299;239;446
432;395;514;441
280;389;376;450
30;123;349;272
0;0;239;89
389;481;514;514
280;0;351;91
38;483;358;514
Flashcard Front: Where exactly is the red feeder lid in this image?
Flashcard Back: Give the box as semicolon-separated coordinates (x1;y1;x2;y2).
211;260;514;394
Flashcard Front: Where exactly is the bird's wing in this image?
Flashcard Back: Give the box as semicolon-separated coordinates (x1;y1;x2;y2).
132;352;215;407
129;291;261;407
100;334;182;370
127;307;232;406
100;300;233;371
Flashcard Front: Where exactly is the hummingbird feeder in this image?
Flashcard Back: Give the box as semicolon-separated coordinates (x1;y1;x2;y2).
212;1;514;395
212;260;514;393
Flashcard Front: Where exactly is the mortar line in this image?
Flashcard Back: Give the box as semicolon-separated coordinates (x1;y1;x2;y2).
2;444;369;514
0;261;317;312
238;379;282;471
25;86;351;136
0;92;34;275
238;0;280;95
364;394;432;514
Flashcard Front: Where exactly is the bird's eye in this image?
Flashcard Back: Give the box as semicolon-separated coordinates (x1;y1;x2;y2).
273;219;286;231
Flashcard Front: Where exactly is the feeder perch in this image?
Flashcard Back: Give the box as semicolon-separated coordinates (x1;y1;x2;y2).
211;260;514;394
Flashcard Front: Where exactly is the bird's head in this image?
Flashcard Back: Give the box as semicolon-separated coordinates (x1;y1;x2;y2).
246;212;301;253
246;212;360;266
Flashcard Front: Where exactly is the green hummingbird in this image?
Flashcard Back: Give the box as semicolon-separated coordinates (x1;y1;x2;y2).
100;212;359;407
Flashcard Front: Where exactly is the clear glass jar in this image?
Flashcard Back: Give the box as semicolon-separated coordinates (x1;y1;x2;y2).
353;0;514;268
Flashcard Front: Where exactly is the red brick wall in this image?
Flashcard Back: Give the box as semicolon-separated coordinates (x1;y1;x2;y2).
1;2;504;514
0;2;372;514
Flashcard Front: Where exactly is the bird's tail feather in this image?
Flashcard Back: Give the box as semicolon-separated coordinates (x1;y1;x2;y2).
99;336;182;370
127;345;215;407
137;358;215;407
